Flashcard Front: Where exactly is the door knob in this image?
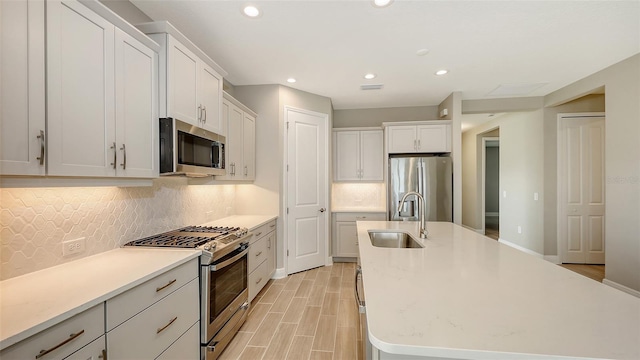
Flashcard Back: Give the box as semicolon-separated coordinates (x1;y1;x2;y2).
319;208;326;213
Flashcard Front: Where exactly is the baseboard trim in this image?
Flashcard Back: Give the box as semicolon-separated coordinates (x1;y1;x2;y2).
273;268;286;279
462;224;484;234
543;255;560;264
498;238;543;258
603;279;640;298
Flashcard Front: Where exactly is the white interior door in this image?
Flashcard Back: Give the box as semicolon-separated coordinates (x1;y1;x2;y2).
286;107;328;274
558;115;605;264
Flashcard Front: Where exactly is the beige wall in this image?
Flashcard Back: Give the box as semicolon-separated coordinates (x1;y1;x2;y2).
462;110;545;254
233;85;333;270
545;54;640;292
333;106;438;128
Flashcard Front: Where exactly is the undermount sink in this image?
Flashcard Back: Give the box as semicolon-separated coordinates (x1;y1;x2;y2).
368;231;424;248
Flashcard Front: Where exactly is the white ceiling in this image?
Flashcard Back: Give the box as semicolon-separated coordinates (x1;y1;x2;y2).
131;0;640;110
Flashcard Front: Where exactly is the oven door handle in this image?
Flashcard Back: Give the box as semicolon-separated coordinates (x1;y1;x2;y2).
209;248;249;271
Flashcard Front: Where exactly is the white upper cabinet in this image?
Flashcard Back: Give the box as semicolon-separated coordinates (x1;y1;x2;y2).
114;28;158;178
218;93;256;181
46;0;158;178
386;122;451;154
0;0;46;176
333;129;383;182
46;0;116;177
139;22;227;136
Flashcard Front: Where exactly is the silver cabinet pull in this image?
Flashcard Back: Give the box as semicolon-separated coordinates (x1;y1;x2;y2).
99;349;107;360
198;105;202;122
36;130;45;165
230;163;235;176
413;139;417;150
255;277;262;285
157;316;178;334
156;279;176;292
120;144;126;169
255;232;262;237
202;106;207;123
319;208;326;213
417;139;421;149
110;142;116;169
354;266;365;312
255;251;262;257
244;165;248;176
269;224;276;228
267;239;271;249
35;329;85;359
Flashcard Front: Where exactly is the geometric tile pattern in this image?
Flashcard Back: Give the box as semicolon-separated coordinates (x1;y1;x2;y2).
0;178;236;280
331;183;385;210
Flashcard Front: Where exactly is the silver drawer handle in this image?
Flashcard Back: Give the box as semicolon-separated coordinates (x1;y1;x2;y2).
110;142;116;169
157;316;178;334
120;144;126;169
269;224;275;228
36;330;85;359
255;277;262;284
36;130;45;165
156;279;177;292
255;251;263;257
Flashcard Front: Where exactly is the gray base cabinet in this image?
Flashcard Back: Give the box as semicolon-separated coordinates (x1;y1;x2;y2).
332;212;385;258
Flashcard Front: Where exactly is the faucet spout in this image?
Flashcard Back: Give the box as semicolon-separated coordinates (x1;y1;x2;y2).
396;191;428;239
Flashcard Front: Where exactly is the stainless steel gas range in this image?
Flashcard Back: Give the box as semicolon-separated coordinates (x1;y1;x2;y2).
125;225;253;360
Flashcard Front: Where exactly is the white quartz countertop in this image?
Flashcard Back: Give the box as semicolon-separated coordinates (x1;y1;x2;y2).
0;248;200;350
202;215;277;230
357;221;640;359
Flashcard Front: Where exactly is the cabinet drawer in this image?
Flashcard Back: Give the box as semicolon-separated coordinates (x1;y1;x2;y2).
155;321;199;360
65;335;105;360
107;278;199;360
106;258;198;331
250;220;276;244
249;234;268;273
334;212;386;222
248;260;269;302
1;304;104;360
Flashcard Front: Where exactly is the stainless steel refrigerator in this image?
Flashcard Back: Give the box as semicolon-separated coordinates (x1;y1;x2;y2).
388;155;453;222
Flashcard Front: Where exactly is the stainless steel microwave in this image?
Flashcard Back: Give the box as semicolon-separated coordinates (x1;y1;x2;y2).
159;118;225;177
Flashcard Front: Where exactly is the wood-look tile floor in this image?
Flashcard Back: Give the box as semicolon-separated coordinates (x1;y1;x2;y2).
220;263;362;360
558;264;605;282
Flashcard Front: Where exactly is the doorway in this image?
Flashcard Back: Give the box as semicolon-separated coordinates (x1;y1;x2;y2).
481;134;500;240
284;106;330;275
557;113;606;265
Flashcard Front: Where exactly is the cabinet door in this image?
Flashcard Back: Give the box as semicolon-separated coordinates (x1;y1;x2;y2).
64;336;105;360
334;131;360;181
387;126;417;154
199;63;224;135
47;0;115;177
242;112;255;180
114;28;158;178
416;125;451;152
359;130;383;181
167;36;198;125
225;100;243;179
335;221;358;257
266;231;276;277
0;0;46;175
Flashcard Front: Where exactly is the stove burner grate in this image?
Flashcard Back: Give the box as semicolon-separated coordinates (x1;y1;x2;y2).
125;234;212;248
178;226;239;233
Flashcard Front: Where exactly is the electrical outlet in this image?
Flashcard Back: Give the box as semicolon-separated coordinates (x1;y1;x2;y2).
517;226;522;234
503;191;507;198
62;237;86;257
534;192;539;201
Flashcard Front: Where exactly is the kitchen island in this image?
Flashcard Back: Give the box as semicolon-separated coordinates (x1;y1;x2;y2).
357;221;640;360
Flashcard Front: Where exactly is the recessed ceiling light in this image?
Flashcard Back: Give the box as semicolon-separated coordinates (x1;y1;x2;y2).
242;5;261;18
435;69;449;76
364;73;376;80
372;0;393;8
416;49;430;56
287;78;296;83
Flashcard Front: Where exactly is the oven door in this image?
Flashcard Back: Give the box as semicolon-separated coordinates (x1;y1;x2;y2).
201;246;249;344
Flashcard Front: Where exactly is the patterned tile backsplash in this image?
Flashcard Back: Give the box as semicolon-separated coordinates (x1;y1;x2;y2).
331;183;386;210
0;178;236;280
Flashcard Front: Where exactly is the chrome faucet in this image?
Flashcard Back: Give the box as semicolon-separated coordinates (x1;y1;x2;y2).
397;191;428;238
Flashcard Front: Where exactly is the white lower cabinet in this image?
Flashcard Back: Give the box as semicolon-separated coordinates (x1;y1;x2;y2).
155;322;200;360
65;336;106;360
0;304;105;360
332;212;386;258
106;278;199;360
105;258;199;360
248;219;277;302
